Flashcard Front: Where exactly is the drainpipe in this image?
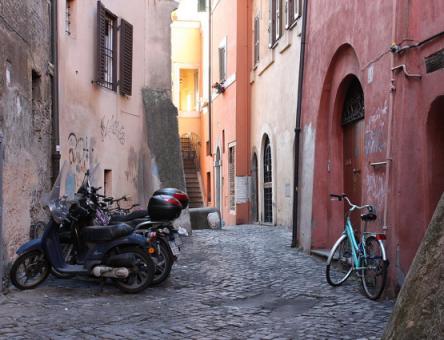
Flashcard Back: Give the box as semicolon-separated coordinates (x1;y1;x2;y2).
383;0;398;229
208;0;212;156
51;0;60;184
0;133;3;291
291;0;308;247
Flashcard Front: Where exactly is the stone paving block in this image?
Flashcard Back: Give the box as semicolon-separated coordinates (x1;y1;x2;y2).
0;225;394;339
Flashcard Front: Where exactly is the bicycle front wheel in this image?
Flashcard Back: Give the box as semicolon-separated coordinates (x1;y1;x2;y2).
326;235;353;286
361;236;387;300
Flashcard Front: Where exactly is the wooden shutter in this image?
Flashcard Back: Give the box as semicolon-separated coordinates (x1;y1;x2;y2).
198;0;206;12
286;0;294;28
269;0;276;47
96;1;106;84
295;0;302;19
218;46;226;81
119;18;133;96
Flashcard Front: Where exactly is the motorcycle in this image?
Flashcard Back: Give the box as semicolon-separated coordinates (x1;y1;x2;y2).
104;188;189;285
10;162;156;293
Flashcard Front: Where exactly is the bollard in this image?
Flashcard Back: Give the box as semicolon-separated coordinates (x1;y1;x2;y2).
189;208;223;230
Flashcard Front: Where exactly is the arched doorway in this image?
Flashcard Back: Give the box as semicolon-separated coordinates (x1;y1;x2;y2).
251;153;258;222
263;136;273;223
341;77;365;229
427;96;444;220
215;147;222;211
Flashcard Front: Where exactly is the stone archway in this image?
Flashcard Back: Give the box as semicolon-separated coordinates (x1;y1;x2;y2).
310;44;363;250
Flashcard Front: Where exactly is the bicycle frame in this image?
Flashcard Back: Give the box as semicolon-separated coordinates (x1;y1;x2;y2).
344;216;365;270
343;215;388;271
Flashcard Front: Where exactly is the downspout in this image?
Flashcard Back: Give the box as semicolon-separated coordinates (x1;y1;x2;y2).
383;0;398;229
291;0;308;247
51;0;60;183
0;134;3;291
208;0;212;156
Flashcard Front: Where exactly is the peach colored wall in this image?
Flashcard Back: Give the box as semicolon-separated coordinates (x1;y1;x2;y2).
210;0;250;225
58;0;174;207
179;117;201;137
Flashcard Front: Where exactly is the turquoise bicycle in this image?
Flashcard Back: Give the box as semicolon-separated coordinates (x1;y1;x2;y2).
326;194;389;300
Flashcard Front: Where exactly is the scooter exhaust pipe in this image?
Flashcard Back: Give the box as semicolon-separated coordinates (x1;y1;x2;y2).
92;266;129;279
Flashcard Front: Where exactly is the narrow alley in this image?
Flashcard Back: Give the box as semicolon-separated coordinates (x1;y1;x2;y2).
0;225;393;339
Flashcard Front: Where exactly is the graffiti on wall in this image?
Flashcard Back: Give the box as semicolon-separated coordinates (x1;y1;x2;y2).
365;100;388;155
67;132;89;174
100;115;126;145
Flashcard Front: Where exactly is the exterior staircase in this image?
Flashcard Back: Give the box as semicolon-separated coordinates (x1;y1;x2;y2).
181;137;203;208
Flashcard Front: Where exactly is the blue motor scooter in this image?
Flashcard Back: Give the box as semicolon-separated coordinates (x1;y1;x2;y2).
9;162;155;293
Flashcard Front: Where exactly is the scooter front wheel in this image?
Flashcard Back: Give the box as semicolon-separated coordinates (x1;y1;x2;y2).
10;250;50;290
113;247;155;294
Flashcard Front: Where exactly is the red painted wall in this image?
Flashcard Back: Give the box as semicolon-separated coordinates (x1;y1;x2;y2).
300;0;444;293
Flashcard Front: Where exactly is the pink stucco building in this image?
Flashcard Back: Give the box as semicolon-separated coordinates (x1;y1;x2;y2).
297;0;444;294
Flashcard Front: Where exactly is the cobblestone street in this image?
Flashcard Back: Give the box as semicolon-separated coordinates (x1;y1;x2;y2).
0;225;394;339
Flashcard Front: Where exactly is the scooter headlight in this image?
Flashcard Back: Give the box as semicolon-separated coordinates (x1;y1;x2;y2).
48;200;69;224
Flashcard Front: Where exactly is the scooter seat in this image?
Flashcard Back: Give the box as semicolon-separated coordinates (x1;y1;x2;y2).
110;218;149;229
110;210;149;223
81;223;133;242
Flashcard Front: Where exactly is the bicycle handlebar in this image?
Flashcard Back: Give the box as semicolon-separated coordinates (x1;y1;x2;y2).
330;193;371;212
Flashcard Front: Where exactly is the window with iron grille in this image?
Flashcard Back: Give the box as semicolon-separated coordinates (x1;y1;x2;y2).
254;15;260;65
96;1;117;91
229;145;236;211
263;136;272;223
269;0;282;47
285;0;301;29
218;43;227;82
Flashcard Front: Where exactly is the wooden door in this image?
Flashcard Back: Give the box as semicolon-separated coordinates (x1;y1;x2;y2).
342;78;365;232
343;119;364;230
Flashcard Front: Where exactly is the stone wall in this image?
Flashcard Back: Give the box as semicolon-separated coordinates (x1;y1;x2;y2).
0;0;53;283
382;193;444;339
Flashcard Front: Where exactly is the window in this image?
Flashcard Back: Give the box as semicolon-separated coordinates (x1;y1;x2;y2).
269;0;282;47
206;140;211;156
254;15;260;65
206;172;211;204
65;0;74;35
276;0;282;41
218;39;227;82
228;145;236;211
96;2;133;95
286;0;301;29
96;1;117;91
198;0;206;12
104;169;112;196
179;69;199;111
263;136;272;223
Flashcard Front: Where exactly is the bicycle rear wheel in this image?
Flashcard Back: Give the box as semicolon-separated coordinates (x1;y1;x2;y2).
326;235;353;286
361;236;387;300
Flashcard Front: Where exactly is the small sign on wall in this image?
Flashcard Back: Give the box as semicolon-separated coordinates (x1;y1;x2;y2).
236;176;250;204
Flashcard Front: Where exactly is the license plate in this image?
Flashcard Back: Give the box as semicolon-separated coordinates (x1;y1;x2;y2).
173;234;182;246
169;240;180;256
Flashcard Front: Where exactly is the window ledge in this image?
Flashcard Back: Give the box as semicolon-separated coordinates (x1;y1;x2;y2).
257;49;275;76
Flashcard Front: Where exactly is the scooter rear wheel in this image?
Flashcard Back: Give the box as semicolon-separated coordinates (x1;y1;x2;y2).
10;250;50;290
113;247;155;293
